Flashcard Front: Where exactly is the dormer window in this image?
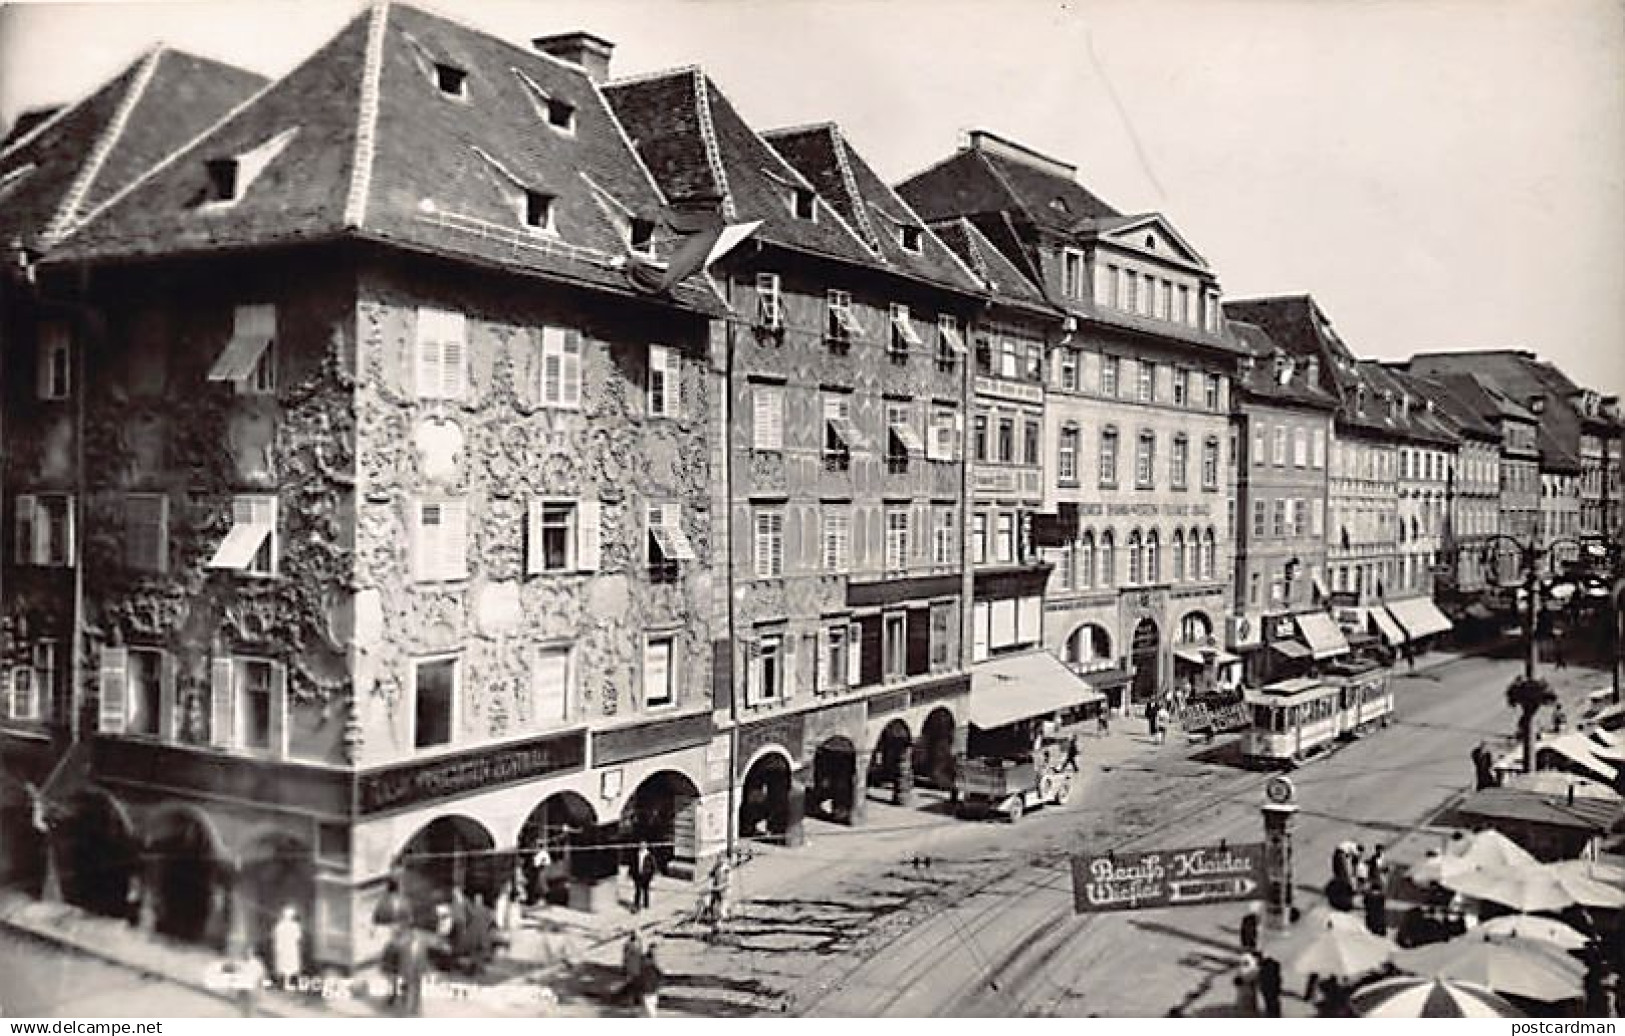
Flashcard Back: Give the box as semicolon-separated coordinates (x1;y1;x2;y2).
792;188;816;221
435;63;468;97
1050;197;1069;214
1144;234;1156;249
630;218;655;255
206;159;239;202
899;225;923;253
545;97;576;132
524;191;555;231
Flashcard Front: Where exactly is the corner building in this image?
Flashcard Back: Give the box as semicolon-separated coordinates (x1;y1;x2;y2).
901;132;1241;714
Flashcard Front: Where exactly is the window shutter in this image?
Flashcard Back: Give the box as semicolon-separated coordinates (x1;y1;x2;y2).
541;328;563;405
847;624;862;687
97;646;128;735
158;651;177;742
210;657;235;748
668;348;682;418
577;498;602;571
783;635;797;701
972;601;990;661
268;662;288;759
526;498;545;576
410;503;426;582
753;387;781;451
562;330;582;406
15;495;35;565
62;496;75;567
441;315;467;399
415;311;440;398
814;628;827;694
442;501;468;580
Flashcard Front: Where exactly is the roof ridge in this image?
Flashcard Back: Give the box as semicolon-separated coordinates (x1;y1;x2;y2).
0;45;158;165
342;0;389;229
971;147;1036;226
760;120;838;139
51;47;289;248
687;69;735;221
825;126;880;250
41;45;167;246
586;76;667;210
858;151;985;293
602;63;701;89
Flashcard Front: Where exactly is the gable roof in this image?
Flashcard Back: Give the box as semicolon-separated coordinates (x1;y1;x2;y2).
763;122;981;293
1406;350;1589;466
898;132;1119;235
1229;319;1337;410
928;216;1051;312
605;68;878;269
0;47;265;252
48;4;718;312
1358;361;1461;448
1403;372;1499;442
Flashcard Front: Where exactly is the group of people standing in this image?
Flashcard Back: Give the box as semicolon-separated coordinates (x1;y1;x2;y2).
1327;842;1391;936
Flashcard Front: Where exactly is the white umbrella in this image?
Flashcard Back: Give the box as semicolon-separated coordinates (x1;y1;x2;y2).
1394;933;1585;1001
1283;922;1394;980
1543;862;1625;909
1548;857;1625;887
1412;829;1538;885
1478;915;1589;950
1443;865;1576;913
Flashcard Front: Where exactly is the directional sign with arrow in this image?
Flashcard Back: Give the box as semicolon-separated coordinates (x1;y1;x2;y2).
1071;842;1266;915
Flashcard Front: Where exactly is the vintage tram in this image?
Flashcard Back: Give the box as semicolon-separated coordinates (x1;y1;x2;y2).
1242;662;1394;767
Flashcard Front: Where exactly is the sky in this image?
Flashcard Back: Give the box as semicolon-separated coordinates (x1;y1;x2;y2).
2;0;1622;398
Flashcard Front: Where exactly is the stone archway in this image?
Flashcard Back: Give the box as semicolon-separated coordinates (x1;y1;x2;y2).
739;749;794;845
868;718;914;805
394;815;499;928
518;792;600;907
914;708;958;790
146;806;228;948
56;789;138;920
238;831;315;968
1131;617;1161;706
621;771;701;876
809;736;861;824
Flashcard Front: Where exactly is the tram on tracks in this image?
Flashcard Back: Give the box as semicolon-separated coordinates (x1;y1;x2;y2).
1242;659;1394;767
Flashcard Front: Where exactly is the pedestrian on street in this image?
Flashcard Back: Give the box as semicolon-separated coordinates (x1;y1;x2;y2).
1146;700;1159;739
1239;904;1261;953
1554;630;1569;670
1553;705;1568;734
1368;845;1391;891
1233;950;1260;1016
1258;955;1283;1018
705;855;733;941
271;905;304;987
632;841;657;913
1363;881;1388;936
637;938;665;1018
619;928;646;1002
1403;641;1416;673
1097;707;1110;737
229;943;267;1018
394;925;427;1018
1061;734;1081;773
1155;704;1170;746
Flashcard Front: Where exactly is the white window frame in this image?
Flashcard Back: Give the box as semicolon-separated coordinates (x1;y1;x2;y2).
411;653;459;751
1058;426;1079;483
37;322;71;401
822;506;851;572
205;494;275;576
928;406;957;462
124;493;169;574
647;502;697;570
1171;435;1189;489
755;508;785;579
14;493;75;568
757;273;784;330
750;632;785;704
533;643;573;727
1136;431;1156;488
413;498;468;583
1203;437;1220;490
752;383;785;452
1061;248;1085;299
539;326;583;409
414;307;468;401
889;303;922;353
885;507;910;573
932;506;957;567
643;636;676;710
937;314;966;361
527;498;577;574
648;344;679;419
232;655;281;753
826;289;862;343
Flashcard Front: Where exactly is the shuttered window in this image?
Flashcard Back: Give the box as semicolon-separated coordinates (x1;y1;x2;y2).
755;509;784;579
13;494;75;567
124;494;169;573
753;384;784;451
539;327;583;408
822;507;850;572
648;344;679;418
414;308;467;400
533;645;571;726
414;499;469;582
885;507;909;573
644;637;675;708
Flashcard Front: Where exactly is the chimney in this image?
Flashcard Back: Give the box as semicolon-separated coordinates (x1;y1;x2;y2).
534;31;615;83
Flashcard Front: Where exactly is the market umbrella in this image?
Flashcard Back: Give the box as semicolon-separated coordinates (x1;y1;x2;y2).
1282;921;1394;980
1548;857;1625;888
1543;862;1625;909
1411;829;1538;886
1351;976;1523;1018
1394;933;1585;1001
1504;771;1623;804
1441;865;1576;913
1477;914;1590;950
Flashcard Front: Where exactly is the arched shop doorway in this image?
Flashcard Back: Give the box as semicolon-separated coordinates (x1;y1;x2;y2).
518;792;600;907
868;719;914;804
57;789;137;919
1178;611;1213;645
147;807;228;948
809;737;860;824
0;794;49;897
621;771;701;876
395;815;499;927
914;708;958;790
739;750;793;844
1131;618;1161;706
238;832;315;967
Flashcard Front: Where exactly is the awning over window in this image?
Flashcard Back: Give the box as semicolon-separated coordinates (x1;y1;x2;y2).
1295;611;1351;660
890;422;925;456
1312;574;1330;602
1270;641;1312;661
1173;645;1240;666
968;651;1103;730
827;416;868;452
207;334;271;382
1369;607;1407;646
1387;597;1453;640
206;520;271;570
650;523;697;562
939;321;967;354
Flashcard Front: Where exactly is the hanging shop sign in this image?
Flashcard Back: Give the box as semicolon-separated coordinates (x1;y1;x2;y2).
1070;841;1265;914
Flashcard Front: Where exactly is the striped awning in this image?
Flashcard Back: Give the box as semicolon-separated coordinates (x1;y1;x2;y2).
1369;607;1407;646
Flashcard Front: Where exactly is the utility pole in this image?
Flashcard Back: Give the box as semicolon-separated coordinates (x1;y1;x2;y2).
1524;540;1539;684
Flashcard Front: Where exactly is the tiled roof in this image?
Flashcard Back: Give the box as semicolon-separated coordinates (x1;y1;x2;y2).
0;48;264;251
50;4;720;313
928;216;1050;311
1405;373;1499;441
1229;320;1337;409
1;107;65;151
897;139;1119;234
764;123;981;292
1407;351;1589;465
605;69;876;267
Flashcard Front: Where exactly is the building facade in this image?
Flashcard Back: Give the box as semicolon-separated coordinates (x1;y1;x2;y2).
1416;374;1502;604
901;131;1240;714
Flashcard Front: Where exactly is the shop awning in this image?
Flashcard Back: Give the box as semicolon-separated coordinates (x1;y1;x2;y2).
1369;607;1407;646
1295;611;1351;660
1465;603;1495;622
1387;597;1453;640
968;651;1103;730
1075;664;1132;690
1312;574;1330;602
1173;645;1240;666
1270;641;1312;661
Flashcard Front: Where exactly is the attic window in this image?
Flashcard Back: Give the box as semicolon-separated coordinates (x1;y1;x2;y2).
1144;234;1156;249
899;225;923;253
545;97;576;132
630;218;655;255
524;191;555;231
435;63;468;97
1050;197;1069;214
792;188;816;221
206;159;239;202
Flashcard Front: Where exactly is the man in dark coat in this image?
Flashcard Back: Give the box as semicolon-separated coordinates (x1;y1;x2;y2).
1363;881;1388;936
1239;907;1260;953
632;842;657;913
1258;955;1283;1018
